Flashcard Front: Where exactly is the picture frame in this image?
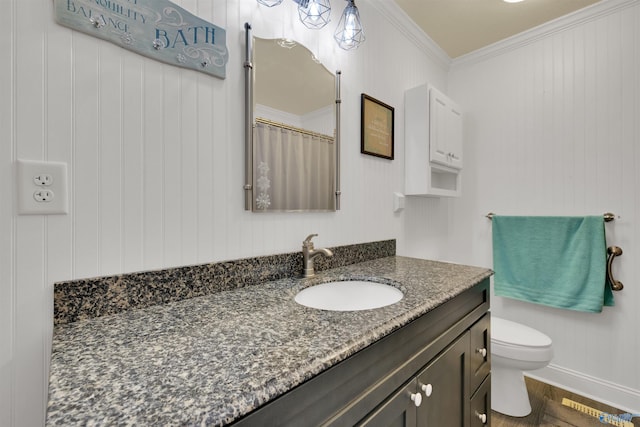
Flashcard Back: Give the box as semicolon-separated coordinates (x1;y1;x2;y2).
361;93;394;160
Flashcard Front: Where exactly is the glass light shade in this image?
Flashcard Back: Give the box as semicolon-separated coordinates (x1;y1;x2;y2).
256;0;284;7
298;0;331;29
333;0;365;50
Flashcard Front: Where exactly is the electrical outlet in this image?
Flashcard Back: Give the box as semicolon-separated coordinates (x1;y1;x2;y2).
17;159;68;215
34;174;54;186
34;189;55;202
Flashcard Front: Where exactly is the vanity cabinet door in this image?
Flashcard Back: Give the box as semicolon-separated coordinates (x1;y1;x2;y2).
470;375;491;427
469;313;491;393
358;380;418;427
416;332;469;426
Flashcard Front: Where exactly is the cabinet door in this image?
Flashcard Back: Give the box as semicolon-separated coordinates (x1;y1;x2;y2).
416;333;469;426
469;314;490;393
429;87;463;170
357;380;418;427
469;375;491;427
429;88;451;168
447;105;463;169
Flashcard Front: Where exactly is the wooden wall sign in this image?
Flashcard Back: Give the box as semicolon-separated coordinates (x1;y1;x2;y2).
54;0;228;79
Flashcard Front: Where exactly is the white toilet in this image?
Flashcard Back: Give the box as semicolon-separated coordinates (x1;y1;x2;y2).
491;316;554;417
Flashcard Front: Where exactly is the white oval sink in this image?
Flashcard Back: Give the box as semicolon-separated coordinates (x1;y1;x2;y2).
294;280;403;311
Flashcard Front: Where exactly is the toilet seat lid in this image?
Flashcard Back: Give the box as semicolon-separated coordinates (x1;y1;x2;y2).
492;316;552;348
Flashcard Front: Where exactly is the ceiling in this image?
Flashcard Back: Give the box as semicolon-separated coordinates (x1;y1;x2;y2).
254;37;335;115
392;0;601;58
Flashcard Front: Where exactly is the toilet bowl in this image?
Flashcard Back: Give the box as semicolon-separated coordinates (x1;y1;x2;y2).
491;316;554;417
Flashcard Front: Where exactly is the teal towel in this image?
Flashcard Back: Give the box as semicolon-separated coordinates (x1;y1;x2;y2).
492;215;614;312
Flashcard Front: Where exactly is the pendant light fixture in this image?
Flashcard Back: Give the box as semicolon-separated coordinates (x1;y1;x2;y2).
333;0;364;50
298;0;331;29
256;0;365;50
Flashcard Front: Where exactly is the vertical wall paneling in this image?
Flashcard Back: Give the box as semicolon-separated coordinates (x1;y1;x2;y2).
0;1;15;426
180;73;198;263
162;67;183;266
209;72;228;262
142;61;165;270
628;10;640;394
14;0;46;425
443;2;640;411
72;34;100;279
195;75;213;263
122;54;145;272
99;43;124;275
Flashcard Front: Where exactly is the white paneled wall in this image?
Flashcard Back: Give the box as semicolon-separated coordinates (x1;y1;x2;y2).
0;0;446;425
439;0;639;412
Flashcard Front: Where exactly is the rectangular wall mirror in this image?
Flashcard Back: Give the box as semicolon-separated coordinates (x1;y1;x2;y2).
244;24;341;212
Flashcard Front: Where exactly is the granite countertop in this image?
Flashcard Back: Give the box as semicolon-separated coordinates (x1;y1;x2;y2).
46;256;492;426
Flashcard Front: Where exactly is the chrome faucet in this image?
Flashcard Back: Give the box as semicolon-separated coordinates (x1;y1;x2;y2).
302;234;333;278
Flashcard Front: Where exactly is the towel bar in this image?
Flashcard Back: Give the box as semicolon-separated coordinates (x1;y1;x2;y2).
607;246;623;291
485;212;617;222
486;213;623;292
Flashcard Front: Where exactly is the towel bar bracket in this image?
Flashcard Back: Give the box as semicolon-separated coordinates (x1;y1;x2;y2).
606;246;623;291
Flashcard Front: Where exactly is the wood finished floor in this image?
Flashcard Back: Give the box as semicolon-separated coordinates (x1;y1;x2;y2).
491;377;640;427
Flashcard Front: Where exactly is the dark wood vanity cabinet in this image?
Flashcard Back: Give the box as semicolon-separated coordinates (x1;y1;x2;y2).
233;279;490;427
358;314;490;427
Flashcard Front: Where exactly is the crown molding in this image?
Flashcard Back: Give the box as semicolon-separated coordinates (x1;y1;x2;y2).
366;0;452;71
452;0;639;69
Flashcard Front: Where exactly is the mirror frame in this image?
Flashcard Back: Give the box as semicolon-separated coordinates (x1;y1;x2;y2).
243;23;341;211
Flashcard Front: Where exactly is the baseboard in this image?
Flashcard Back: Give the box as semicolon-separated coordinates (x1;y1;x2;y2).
526;364;640;415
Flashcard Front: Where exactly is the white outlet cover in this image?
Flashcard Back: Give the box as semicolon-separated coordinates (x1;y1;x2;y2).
17;159;69;215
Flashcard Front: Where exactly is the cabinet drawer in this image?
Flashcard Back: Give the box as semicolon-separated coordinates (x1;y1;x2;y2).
469;313;490;393
470;375;491;427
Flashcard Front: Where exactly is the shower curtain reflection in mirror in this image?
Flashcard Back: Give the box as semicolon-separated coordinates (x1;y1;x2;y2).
253;121;336;212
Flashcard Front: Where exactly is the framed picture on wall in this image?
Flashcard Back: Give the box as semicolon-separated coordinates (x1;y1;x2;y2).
361;93;394;160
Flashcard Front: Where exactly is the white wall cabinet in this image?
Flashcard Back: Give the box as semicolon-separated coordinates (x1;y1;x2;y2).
405;84;463;197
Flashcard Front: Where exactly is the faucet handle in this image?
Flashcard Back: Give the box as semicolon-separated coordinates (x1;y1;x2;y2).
303;234;318;247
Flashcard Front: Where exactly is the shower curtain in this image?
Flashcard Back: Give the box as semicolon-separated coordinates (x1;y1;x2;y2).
253;121;336;211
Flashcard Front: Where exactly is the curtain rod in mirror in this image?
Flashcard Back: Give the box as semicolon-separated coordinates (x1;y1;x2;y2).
255;118;334;141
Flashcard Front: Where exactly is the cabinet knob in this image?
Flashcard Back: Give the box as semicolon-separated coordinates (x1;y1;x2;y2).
420;383;433;397
476;412;487;424
410;392;422;407
476;347;487;358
